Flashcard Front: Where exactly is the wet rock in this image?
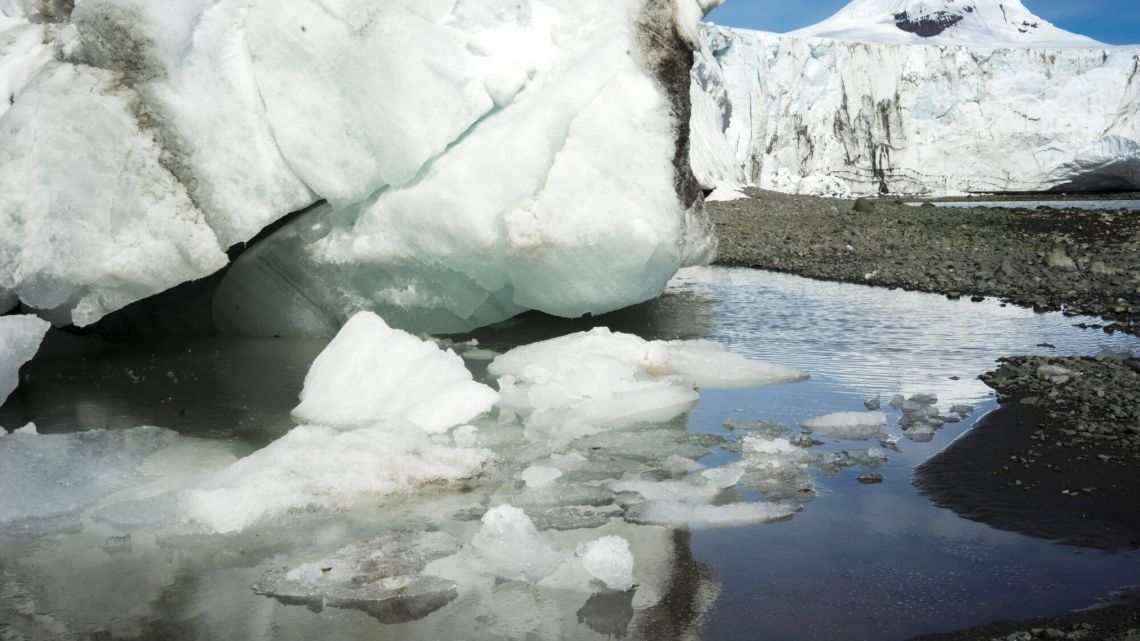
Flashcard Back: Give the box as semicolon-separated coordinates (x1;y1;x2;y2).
857;472;884;484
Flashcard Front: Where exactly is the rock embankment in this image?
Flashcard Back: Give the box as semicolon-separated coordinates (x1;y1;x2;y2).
710;190;1140;334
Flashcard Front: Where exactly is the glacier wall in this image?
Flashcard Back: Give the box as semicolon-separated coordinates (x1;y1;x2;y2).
0;0;714;333
692;25;1140;196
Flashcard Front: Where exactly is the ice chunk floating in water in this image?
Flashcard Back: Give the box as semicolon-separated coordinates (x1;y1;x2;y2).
470;505;566;583
182;424;494;534
292;312;497;433
253;531;462;623
577;535;635;591
801;411;888;441
490;327;807;433
0;426;182;531
0;314;48;406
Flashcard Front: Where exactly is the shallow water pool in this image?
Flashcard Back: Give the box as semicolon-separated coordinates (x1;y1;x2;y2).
907;199;1140;210
1;267;1137;641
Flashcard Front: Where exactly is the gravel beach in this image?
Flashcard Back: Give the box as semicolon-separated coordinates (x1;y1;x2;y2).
709;189;1140;334
909;589;1140;641
916;356;1140;551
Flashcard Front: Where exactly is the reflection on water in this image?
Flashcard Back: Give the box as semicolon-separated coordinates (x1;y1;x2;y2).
1;267;1138;641
668;267;1137;407
907;200;1140;210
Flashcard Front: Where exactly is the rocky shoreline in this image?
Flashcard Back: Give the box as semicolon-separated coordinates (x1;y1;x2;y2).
910;589;1140;641
916;356;1140;551
710;189;1140;638
709;189;1140;334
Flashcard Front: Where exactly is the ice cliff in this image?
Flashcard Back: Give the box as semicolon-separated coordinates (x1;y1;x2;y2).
0;0;715;332
691;0;1140;196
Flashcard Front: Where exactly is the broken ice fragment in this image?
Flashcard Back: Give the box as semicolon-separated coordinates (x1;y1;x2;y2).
253;532;461;623
292;312;497;433
577;535;634;591
0;315;49;406
491;328;806;431
801;411;887;441
521;465;563;489
624;500;798;528
470;505;565;582
182;424;494;534
0;426;182;532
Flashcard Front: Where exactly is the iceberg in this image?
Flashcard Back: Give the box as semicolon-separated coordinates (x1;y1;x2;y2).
1;0;715;332
291;312;497;433
0;314;48;406
692;0;1140;196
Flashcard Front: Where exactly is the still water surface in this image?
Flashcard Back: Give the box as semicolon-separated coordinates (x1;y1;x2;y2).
1;267;1137;640
907;200;1140;210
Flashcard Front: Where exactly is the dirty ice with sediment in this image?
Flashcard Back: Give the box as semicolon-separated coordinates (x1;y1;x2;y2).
690;0;1140;197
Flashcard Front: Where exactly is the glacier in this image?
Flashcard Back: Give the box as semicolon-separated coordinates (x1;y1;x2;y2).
0;0;714;332
691;0;1140;196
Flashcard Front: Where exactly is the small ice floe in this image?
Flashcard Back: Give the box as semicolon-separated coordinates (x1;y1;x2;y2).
490;327;807;432
182;423;494;534
722;418;790;439
624;500;798;528
292;311;497;433
521;465;563;489
0;426;185;532
470;505;565;582
576;535;634;591
801;411;887;441
252;531;461;623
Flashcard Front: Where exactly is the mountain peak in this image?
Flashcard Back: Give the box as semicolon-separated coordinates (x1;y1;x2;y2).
791;0;1103;47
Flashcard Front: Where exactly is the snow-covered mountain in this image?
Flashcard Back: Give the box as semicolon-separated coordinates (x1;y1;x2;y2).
0;0;715;333
793;0;1102;47
691;1;1140;197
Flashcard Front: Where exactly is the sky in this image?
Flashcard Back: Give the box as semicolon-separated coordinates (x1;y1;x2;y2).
706;1;1140;45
